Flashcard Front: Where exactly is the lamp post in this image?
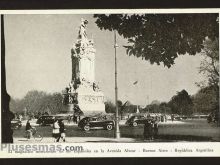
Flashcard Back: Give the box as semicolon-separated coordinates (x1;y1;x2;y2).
135;82;139;113
132;81;139;114
147;95;149;114
114;30;120;139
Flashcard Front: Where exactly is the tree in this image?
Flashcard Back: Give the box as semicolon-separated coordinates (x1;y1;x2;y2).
121;101;137;114
192;86;219;114
196;38;219;125
196;38;219;90
94;14;218;68
105;100;115;113
118;100;129;119
168;89;193;115
151;100;160;105
145;104;160;113
23;90;47;114
10;97;24;114
159;102;172;114
42;92;63;114
10;90;64;117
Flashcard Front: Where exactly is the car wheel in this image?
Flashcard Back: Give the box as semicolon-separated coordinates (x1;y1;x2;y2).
132;122;138;127
34;133;43;141
106;124;113;130
83;125;90;131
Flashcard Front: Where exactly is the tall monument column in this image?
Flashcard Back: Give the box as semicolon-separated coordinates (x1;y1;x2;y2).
62;19;105;116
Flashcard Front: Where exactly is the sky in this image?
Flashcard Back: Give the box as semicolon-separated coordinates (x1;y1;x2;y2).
4;14;205;106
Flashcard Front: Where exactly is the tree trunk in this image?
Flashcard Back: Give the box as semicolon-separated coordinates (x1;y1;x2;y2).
1;15;14;143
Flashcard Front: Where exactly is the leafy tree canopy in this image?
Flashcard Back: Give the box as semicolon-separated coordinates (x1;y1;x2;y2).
192;86;219;114
151;100;160;105
10;90;63;116
104;100;115;113
196;38;219;89
168;89;193;115
94;14;218;68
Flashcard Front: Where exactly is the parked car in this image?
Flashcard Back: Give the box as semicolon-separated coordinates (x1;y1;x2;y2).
173;115;188;120
11;119;22;129
36;115;56;126
125;116;150;127
78;116;115;131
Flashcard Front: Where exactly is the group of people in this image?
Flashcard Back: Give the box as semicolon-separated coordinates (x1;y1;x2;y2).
52;119;66;142
67;115;80;124
143;119;159;141
25;118;66;142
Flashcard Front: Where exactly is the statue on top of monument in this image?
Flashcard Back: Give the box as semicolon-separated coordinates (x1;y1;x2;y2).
72;18;95;57
78;19;88;40
76;19;89;53
70;19;96;86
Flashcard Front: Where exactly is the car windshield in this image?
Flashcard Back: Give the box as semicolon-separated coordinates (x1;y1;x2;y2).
80;117;89;122
127;116;135;121
90;118;98;121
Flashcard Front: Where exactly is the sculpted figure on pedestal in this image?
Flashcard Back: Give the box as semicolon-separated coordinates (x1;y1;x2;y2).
71;19;95;84
77;19;89;53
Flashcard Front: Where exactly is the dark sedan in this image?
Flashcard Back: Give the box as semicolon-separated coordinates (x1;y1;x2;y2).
36;115;56;126
78;117;114;131
125;116;150;127
11;120;22;130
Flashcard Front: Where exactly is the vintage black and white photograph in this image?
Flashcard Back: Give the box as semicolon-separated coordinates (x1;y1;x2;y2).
1;11;219;149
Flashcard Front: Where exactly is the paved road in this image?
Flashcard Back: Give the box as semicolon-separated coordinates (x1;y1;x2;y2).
13;119;220;142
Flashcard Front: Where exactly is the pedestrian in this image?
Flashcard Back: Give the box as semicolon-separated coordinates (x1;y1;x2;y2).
19;114;23;121
57;119;66;142
171;114;174;122
52;119;60;142
143;120;151;140
164;115;167;122
25;119;33;139
161;115;164;122
149;120;154;140
75;115;78;124
72;115;75;123
207;114;212;123
153;119;159;139
67;115;71;124
73;115;77;124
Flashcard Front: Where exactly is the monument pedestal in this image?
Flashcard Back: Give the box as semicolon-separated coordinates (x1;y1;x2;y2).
65;104;74;112
62;81;105;116
77;83;105;115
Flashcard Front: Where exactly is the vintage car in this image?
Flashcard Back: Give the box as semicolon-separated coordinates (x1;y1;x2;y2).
11;119;22;130
37;115;70;126
125;116;150;127
78;116;115;131
36;115;56;126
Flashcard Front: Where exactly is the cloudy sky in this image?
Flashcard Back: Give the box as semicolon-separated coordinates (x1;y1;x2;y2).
4;14;204;106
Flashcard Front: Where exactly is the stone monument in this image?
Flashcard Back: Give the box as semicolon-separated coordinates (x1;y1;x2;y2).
62;19;105;116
